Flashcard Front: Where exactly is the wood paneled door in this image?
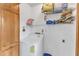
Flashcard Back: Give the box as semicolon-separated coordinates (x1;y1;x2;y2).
0;4;19;56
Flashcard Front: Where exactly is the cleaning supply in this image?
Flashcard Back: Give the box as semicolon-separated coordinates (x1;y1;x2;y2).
42;3;54;13
62;3;68;9
46;20;53;24
30;45;35;53
53;8;63;14
46;19;56;25
26;18;33;25
61;9;72;17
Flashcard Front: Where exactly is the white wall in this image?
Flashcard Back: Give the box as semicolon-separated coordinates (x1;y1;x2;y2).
20;3;76;56
20;4;33;55
30;4;45;25
20;3;32;41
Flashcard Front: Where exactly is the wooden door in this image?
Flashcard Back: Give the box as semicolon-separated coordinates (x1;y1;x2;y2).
0;4;19;56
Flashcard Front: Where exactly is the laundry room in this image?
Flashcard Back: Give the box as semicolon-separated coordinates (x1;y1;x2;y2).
20;3;76;56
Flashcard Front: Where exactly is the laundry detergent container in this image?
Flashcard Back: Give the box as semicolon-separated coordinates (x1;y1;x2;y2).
21;34;43;56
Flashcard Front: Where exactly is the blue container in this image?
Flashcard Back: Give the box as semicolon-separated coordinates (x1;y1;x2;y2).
43;53;52;56
46;20;56;25
46;20;53;24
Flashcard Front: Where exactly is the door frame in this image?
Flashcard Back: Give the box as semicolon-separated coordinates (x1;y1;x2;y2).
18;4;20;56
76;3;79;56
